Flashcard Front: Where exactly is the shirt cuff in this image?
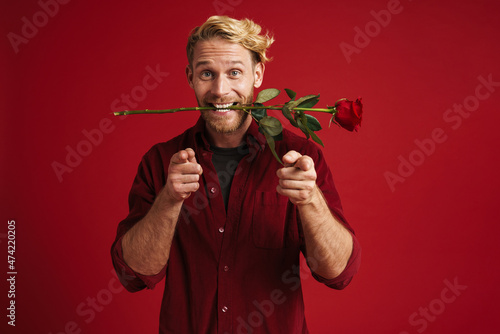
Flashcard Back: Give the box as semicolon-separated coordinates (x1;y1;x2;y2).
111;235;167;291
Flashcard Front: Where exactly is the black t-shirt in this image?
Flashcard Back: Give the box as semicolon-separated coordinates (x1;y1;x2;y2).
211;144;249;210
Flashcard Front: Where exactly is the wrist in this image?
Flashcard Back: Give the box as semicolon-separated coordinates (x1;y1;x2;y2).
150;188;184;219
296;185;322;208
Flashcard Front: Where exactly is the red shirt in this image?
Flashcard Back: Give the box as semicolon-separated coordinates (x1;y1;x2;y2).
111;117;361;334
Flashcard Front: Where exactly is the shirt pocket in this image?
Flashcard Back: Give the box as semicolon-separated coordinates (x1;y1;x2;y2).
252;191;289;249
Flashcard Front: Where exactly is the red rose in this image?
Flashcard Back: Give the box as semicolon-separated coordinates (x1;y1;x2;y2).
334;98;363;132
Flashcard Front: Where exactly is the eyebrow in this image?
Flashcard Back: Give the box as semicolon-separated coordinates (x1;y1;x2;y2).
194;60;245;69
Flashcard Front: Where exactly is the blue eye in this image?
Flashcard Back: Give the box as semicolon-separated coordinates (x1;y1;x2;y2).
230;70;241;76
201;71;212;78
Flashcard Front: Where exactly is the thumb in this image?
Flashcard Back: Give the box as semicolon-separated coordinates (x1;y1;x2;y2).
295;156;313;171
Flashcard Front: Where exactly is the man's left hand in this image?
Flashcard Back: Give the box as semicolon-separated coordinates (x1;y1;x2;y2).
276;150;318;206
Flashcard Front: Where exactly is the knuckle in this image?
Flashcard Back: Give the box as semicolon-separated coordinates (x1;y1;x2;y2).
276;169;283;178
172;183;183;193
299;190;309;201
307;172;317;181
193;163;202;174
168;173;180;183
168;166;178;174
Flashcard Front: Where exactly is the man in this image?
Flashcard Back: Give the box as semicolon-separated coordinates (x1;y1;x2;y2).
111;16;360;334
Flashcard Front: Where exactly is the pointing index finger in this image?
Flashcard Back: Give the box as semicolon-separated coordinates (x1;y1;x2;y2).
282;150;302;167
185;148;197;163
171;149;195;164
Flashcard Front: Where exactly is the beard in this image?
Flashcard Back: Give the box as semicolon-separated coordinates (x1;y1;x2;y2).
200;91;254;134
200;109;249;134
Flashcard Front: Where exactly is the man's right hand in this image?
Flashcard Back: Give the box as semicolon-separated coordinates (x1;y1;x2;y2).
164;148;203;202
122;148;202;275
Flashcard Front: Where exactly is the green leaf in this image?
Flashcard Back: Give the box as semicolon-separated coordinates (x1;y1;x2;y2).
251;102;267;121
259;116;283;137
287;94;317;110
305;114;322;131
296;117;310;139
298;95;320;109
308;129;324;147
262;131;283;165
284;88;297;101
282;104;298;127
294;94;318;106
255;88;280;104
273;132;283;141
297;113;324;147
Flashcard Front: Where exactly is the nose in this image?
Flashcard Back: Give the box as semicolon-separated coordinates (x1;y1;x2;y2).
211;75;231;98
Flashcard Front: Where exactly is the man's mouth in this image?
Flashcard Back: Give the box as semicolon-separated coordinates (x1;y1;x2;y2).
209;102;238;112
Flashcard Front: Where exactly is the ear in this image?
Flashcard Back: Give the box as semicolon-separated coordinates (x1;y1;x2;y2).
186;65;194;89
253;62;265;89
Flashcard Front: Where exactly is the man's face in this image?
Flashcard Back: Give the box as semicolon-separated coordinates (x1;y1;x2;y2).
186;38;264;134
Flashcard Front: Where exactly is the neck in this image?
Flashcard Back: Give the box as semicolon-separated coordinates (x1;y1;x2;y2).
205;117;252;148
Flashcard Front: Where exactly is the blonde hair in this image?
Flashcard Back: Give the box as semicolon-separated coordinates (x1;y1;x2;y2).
186;16;274;65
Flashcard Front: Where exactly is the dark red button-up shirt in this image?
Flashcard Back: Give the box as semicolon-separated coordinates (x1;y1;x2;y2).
111;117;361;333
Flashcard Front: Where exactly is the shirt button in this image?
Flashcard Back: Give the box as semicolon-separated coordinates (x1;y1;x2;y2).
210;187;216;194
222;306;228;313
218;227;225;233
224;266;229;272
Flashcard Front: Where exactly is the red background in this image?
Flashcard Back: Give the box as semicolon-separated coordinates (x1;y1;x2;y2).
2;0;500;333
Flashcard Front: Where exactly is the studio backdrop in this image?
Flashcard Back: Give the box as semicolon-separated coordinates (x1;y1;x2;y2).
2;0;500;333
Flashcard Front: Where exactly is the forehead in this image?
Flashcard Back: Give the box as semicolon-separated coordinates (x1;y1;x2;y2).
192;38;253;68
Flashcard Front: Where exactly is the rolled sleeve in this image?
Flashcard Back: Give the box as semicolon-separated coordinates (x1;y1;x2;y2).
301;141;362;289
110;145;169;292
